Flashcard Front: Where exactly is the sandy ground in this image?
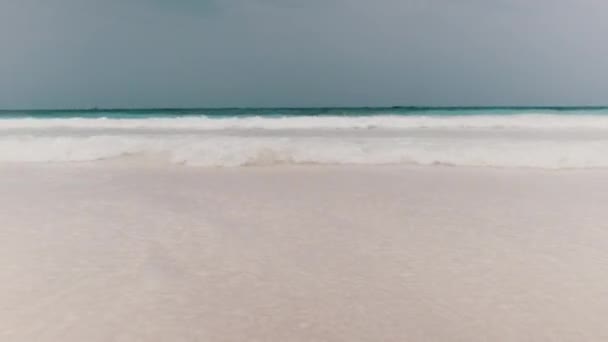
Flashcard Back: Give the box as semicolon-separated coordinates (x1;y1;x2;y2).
1;163;608;341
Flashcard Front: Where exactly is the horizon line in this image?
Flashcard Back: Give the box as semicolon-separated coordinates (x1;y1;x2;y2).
1;105;608;112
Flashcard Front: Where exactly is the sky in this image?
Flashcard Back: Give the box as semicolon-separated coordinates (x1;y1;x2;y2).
0;0;607;108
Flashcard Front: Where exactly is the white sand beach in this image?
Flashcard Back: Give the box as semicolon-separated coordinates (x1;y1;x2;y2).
2;163;608;341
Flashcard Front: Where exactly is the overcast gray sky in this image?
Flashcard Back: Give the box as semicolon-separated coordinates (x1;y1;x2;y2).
0;0;606;108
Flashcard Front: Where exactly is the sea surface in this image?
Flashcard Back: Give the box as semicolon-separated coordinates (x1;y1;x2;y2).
1;107;608;168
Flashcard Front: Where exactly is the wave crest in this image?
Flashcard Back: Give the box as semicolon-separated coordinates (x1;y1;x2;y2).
4;114;608;131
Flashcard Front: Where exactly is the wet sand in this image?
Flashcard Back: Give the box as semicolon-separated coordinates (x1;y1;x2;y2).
1;163;608;341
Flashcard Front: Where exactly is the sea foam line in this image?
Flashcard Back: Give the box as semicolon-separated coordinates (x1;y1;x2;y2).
3;114;608;130
1;134;608;168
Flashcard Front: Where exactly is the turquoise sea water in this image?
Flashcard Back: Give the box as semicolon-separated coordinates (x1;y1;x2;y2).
2;107;608;119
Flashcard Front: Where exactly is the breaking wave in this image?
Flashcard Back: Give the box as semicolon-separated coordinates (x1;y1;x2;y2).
2;114;608;168
3;114;608;131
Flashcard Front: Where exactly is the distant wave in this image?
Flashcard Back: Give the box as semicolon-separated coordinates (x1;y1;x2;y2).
2;114;608;168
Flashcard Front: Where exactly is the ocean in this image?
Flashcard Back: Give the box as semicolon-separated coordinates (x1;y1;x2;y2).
1;107;608;168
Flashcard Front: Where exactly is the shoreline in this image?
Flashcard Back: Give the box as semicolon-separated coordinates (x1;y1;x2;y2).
6;157;608;171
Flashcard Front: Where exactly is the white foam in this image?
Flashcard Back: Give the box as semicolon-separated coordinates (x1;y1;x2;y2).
0;134;606;168
2;115;608;168
3;114;608;131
